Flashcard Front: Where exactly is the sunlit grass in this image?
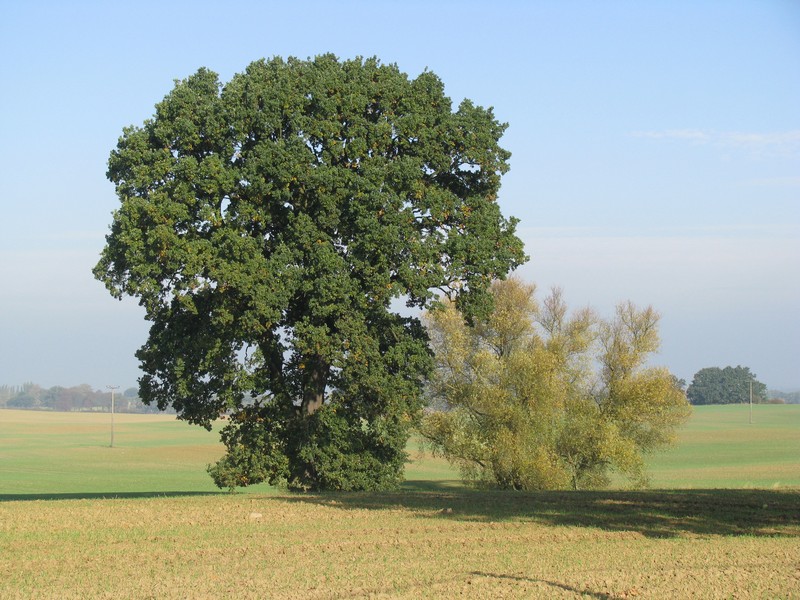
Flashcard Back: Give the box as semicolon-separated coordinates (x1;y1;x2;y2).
645;404;800;488
0;410;275;497
2;405;799;497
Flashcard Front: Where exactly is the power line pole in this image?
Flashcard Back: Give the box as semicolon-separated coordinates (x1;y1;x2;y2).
107;385;119;447
749;380;753;425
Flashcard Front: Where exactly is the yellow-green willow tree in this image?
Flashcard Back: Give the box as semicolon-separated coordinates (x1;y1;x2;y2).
422;278;690;490
94;55;525;491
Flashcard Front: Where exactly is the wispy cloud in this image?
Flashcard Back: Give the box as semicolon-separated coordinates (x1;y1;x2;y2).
633;129;711;143
741;176;800;187
631;129;800;156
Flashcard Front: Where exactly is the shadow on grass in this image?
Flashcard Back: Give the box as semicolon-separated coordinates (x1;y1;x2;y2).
0;491;223;502
280;486;800;539
471;572;613;599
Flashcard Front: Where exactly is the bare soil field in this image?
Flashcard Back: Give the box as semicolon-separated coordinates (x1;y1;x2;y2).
1;489;798;599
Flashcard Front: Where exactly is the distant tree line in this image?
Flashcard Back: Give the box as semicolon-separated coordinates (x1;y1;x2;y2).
0;383;174;413
768;389;800;404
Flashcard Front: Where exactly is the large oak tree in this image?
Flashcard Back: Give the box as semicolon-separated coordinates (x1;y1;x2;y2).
94;55;525;491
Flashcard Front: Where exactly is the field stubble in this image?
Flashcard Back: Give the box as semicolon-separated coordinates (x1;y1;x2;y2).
1;490;798;599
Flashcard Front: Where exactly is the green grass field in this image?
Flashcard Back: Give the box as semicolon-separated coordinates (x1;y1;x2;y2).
645;403;800;489
0;410;254;497
3;404;798;498
1;405;798;598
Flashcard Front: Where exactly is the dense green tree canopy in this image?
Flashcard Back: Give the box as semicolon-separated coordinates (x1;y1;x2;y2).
422;278;690;490
687;366;767;405
94;55;526;491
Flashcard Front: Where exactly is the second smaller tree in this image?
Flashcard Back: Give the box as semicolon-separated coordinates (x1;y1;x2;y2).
421;278;690;490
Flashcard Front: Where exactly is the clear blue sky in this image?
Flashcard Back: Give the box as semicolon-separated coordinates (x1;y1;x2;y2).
1;0;798;391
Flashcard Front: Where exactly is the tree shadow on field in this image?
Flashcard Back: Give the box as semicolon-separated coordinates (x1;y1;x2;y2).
280;487;800;539
470;572;614;599
0;491;223;502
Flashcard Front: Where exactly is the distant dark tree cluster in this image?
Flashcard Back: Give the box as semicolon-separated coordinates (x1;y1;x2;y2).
0;383;169;413
686;366;767;405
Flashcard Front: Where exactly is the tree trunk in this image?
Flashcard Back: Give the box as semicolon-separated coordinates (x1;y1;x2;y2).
301;356;328;416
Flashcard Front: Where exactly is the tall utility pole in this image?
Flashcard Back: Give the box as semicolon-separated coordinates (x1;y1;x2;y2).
107;385;119;447
749;380;753;425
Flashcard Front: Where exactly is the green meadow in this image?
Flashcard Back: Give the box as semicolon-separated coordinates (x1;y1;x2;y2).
2;404;798;497
1;405;798;598
645;403;800;489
